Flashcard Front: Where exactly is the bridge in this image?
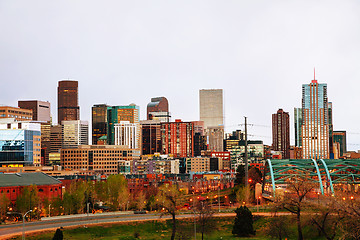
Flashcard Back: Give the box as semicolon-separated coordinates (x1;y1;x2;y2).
262;159;360;198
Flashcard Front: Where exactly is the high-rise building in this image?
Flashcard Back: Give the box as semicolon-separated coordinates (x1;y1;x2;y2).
333;131;346;158
114;121;139;149
147;97;170;122
92;104;109;145
294;108;302;147
62;120;88;149
301;78;329;159
207;126;224;152
49;125;62;165
199;89;224;129
272;109;290;159
58;80;79;124
40;122;51;165
141;120;161;155
18;100;51;122
0;119;41;166
107;104;140;147
161;119;194;158
0;106;32;121
328;102;334;158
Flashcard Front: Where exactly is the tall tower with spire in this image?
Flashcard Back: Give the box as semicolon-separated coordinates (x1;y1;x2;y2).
301;72;329;159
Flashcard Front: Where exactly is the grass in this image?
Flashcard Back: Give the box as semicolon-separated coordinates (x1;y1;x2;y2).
9;214;329;240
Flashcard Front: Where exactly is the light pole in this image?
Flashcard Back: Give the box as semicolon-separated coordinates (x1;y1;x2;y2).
190;198;196;240
218;183;220;213
48;204;51;218
23;210;33;240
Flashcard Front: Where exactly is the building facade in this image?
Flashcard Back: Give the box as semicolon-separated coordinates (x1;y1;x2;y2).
333;131;346;158
199;89;224;129
0;120;41;166
0;106;32;121
114;121;139;149
294;108;302;147
161;119;194;158
107;104;140;146
92;104;109;145
272;109;290;159
141;120;161;155
62;120;88;149
61;145;140;175
301;79;329;159
18;100;51;122
58;80;79;124
206;126;224;152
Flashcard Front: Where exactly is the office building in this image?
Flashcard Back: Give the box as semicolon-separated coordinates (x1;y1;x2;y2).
161;119;194;158
62;120;88;149
40;122;51;165
58;80;79;124
199;89;224;129
92;104;109;145
272;109;290;159
0;106;32;121
0;119;41;166
114;121;139;149
18;100;51;122
141;120;161;155
147;97;170;122
107;104;140;146
294;108;302;147
207;126;224;152
186;157;210;173
333;131;346;158
61;145;140;175
301;78;329;159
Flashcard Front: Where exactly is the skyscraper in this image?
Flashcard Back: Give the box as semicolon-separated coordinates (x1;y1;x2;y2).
294;108;302;147
147;97;170;122
114;121;139;149
107;104;140;148
161;119;194;158
58;80;79;124
199;89;224;129
18;100;51;122
301;78;329;159
333;131;346;158
272;109;290;159
62;120;89;148
141;120;161;155
92;104;109;145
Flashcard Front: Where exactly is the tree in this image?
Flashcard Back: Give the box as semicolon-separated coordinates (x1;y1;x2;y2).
0;193;10;222
106;175;129;210
155;184;182;240
194;200;214;240
235;165;245;185
135;191;146;211
52;228;63;240
16;185;40;215
265;213;290;240
309;197;343;240
232;206;255;237
276;176;316;240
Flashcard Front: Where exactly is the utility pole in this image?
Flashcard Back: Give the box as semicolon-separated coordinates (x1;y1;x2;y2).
244;116;249;203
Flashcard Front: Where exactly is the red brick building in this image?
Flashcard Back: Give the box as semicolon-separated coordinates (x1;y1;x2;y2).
161;119;194;158
0;172;62;204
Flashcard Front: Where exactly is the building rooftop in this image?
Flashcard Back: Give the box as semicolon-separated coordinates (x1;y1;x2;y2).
0;172;61;187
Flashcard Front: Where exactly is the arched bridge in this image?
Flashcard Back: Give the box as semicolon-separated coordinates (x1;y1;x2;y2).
262;159;360;198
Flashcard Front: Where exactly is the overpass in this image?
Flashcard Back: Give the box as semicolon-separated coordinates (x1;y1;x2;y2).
262;159;360;198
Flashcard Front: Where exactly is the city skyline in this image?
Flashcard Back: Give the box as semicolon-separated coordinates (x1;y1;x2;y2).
1;1;359;149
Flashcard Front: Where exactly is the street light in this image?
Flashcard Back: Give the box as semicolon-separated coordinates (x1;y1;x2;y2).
23;210;33;240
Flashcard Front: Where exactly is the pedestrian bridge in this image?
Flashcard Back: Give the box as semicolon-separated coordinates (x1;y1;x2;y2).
262;159;360;198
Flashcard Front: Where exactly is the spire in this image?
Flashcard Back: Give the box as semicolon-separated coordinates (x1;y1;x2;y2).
311;67;318;83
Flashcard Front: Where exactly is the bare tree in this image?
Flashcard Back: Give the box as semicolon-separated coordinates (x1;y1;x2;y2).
276;176;316;240
194;200;214;240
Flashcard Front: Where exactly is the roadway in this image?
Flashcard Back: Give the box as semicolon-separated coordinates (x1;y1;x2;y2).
0;210;283;239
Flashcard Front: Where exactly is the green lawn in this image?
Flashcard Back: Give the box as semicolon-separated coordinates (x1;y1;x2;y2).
12;215;328;240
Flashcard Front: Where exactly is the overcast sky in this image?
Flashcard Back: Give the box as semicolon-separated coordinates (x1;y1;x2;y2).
1;1;360;150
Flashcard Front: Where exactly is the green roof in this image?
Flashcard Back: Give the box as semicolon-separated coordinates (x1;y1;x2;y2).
98;135;107;140
0;172;62;187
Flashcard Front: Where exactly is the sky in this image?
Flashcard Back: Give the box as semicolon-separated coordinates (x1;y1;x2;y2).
1;1;360;150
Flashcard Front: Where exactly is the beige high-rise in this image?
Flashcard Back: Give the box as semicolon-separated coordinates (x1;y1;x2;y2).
199;89;224;129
